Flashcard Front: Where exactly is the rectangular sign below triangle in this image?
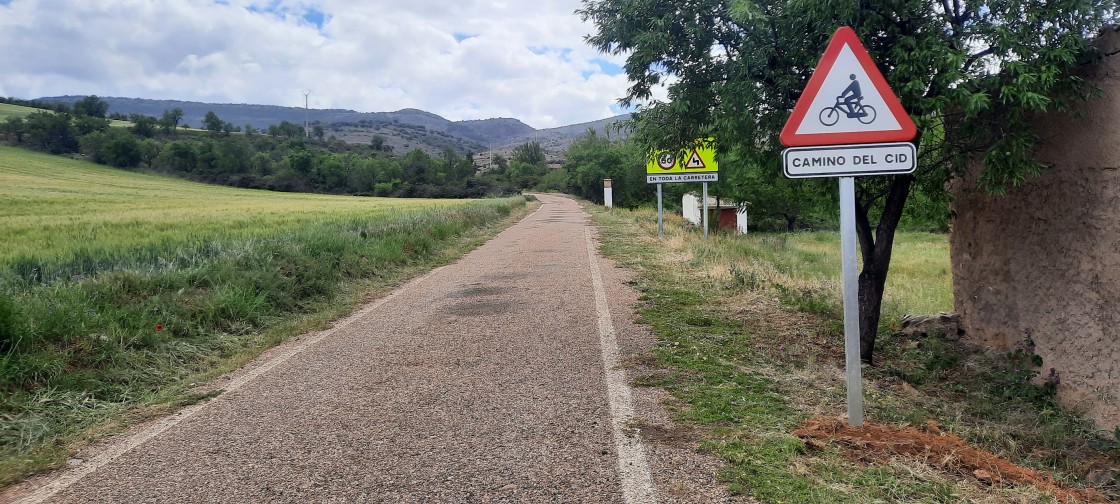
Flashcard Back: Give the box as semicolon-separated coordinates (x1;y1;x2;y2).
783;142;915;178
780;27;917;147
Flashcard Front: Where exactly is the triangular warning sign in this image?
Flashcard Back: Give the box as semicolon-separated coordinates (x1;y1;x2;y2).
685;150;706;169
780;26;917;147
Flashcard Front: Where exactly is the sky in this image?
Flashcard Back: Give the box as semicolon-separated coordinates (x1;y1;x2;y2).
0;0;663;129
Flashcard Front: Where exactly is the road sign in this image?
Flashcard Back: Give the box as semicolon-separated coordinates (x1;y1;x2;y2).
783;142;915;178
646;173;719;183
646;142;718;178
779;26;916;147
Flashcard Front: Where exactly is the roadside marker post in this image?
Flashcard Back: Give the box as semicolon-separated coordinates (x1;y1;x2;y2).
646;141;719;240
780;26;918;427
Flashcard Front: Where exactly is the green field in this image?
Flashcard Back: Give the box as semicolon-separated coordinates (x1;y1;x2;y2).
0;147;531;484
0;103;41;122
1;146;462;267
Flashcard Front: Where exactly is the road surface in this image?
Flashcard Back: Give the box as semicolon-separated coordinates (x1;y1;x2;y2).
9;194;716;503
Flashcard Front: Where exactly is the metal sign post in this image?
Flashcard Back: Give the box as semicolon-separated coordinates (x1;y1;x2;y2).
778;26;920;427
701;182;709;239
838;177;863;426
657;183;664;240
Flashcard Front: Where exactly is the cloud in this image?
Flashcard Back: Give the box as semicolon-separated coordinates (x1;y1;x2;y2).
0;0;636;128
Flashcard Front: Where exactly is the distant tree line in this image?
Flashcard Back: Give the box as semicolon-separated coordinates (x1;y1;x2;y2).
0;96;539;198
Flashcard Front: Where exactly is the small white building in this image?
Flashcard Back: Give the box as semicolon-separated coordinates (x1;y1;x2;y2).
682;193;748;234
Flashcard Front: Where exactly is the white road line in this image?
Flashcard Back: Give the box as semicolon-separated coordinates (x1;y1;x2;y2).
15;268;444;504
585;228;658;504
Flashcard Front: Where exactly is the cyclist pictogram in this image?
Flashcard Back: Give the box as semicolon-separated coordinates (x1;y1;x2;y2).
818;74;876;126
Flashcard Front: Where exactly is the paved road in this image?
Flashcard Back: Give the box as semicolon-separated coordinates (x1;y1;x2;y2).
14;194;659;503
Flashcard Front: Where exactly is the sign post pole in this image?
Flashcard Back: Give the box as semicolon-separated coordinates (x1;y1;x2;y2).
657;183;664;240
702;182;709;239
839;176;863;426
778;26;920;427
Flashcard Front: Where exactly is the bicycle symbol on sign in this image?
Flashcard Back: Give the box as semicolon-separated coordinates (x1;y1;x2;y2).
818;74;876;126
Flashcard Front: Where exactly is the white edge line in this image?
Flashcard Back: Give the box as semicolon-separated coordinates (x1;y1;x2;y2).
585;227;658;504
15;267;444;504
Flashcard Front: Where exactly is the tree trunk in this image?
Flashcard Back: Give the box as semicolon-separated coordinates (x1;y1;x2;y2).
853;175;914;365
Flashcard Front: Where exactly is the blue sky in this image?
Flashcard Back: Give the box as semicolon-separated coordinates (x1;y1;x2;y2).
0;0;655;128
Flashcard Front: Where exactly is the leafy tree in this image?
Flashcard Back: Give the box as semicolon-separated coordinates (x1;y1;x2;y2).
160;108;184;135
160;140;197;172
580;0;1114;363
73;115;110;136
72;95;108;118
512;140;547;167
140;138;161;167
565;129;648;207
129;114;158;138
370;134;387;151
312;124;325;142
102;129;142;168
2;117;26;143
401;149;434;185
723;153;834;231
203;111;226;136
24;111;78;154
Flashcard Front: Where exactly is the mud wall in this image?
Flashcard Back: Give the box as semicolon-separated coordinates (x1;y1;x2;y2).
950;27;1120;432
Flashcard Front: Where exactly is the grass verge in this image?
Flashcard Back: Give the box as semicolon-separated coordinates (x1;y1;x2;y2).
590;206;1119;503
0;150;538;485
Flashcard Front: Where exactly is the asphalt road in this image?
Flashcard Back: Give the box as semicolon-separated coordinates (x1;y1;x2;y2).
12;194;665;504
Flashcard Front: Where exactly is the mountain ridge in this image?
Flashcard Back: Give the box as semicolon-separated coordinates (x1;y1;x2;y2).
34;95;630;156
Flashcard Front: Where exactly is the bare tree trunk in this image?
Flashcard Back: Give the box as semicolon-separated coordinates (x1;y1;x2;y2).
853;174;914;365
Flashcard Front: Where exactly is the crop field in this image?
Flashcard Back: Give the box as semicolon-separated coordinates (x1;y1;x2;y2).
0;103;40;121
0;146;463;269
0;146;531;484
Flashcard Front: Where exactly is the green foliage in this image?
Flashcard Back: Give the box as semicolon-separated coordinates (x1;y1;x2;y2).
579;0;1114;363
159;108;183;135
23;111;78;154
564;129;650;207
71;95;108;119
512;140;546;167
129;113;158;138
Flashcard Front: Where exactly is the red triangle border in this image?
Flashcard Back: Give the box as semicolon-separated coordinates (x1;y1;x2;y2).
779;27;917;147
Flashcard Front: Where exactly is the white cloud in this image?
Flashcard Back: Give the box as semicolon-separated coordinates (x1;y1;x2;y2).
0;0;635;128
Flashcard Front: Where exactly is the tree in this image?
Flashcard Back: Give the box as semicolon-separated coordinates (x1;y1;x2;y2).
24;111;78;154
203;111;226;135
579;0;1114;363
72;95;108;118
512;141;547;167
565;129;648;207
3;116;26;143
160;108;184;135
140;138;161;167
129;114;158;138
312;124;325;142
73;115;110;135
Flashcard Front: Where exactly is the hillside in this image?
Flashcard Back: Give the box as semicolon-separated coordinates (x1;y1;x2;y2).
32;96;628;158
0;103;40;121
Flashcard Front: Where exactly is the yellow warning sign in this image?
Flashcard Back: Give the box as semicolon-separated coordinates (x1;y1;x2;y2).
646;141;718;174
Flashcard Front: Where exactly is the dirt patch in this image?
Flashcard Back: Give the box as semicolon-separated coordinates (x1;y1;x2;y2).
794;417;1112;503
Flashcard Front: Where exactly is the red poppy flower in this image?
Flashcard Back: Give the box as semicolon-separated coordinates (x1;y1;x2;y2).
155;323;163;331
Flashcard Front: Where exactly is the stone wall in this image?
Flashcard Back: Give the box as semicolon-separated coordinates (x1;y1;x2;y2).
950;26;1120;432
